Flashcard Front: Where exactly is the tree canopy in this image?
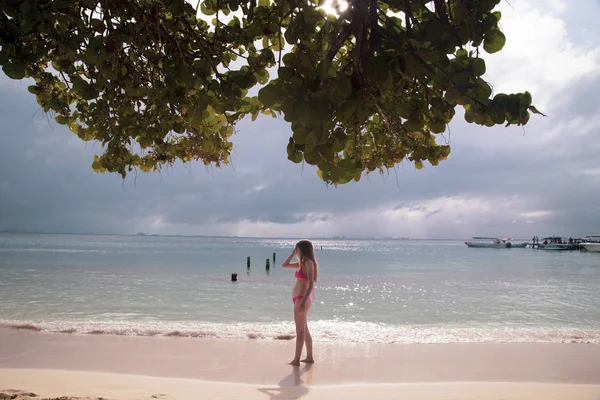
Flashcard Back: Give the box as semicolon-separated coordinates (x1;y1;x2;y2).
0;0;543;184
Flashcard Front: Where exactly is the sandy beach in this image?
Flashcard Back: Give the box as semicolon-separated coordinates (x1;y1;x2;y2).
1;327;600;399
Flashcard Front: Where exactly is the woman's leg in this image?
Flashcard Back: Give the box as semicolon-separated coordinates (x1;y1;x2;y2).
301;302;314;363
289;300;308;366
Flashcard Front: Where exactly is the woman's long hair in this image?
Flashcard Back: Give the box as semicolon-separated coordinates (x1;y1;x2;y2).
296;240;318;282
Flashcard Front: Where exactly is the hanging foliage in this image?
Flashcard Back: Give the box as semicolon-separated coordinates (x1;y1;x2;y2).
0;0;543;183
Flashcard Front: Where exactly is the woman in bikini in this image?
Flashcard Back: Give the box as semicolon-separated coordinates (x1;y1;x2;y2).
281;240;318;366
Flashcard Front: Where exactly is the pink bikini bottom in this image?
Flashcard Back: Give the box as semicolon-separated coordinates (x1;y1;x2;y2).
292;296;313;304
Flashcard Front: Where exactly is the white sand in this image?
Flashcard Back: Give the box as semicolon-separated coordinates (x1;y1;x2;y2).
2;370;600;400
1;328;599;399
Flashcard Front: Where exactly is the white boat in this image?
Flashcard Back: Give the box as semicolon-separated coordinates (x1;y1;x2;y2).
581;235;600;252
542;243;573;251
465;237;513;248
540;236;573;251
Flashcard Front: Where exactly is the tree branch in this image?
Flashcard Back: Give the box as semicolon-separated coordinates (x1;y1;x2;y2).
376;103;393;132
321;12;353;80
369;0;378;56
404;0;413;35
432;0;463;47
433;0;448;23
352;0;369;78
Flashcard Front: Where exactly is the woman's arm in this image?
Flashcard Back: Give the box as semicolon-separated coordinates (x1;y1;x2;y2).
298;260;315;311
281;249;299;269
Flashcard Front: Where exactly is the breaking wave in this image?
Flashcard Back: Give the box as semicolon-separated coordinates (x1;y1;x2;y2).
2;319;600;344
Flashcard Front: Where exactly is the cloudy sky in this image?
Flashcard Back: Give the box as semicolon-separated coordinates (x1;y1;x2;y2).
1;0;599;239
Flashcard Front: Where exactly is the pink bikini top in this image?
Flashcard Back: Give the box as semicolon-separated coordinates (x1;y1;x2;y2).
295;264;308;280
294;262;315;300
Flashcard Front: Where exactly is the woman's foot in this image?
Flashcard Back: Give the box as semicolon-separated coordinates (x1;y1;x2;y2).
288;359;300;366
300;357;314;364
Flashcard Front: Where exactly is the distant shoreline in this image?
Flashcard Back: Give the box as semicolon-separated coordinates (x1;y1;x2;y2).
0;231;524;241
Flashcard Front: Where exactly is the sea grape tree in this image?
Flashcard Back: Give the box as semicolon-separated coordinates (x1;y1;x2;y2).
0;0;542;183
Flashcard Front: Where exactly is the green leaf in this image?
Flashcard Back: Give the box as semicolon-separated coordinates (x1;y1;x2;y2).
445;87;469;105
255;69;270;85
257;84;282;108
483;30;506;54
365;56;394;89
2;61;26;80
464;108;476;123
440;145;451;158
200;3;216;15
470;58;486;76
278;66;294;81
303;9;321;25
474;78;492;100
429;120;446;134
91;159;105;172
292;126;310;145
55;115;69;125
456;49;468;58
528;105;546;117
189;110;205;126
271;36;283;51
316;169;326;181
77;128;94;141
326;74;352;103
37;91;52;101
287;138;303;163
284;28;297;45
488;100;506;124
173;123;185;134
520;91;532;108
404;114;425;131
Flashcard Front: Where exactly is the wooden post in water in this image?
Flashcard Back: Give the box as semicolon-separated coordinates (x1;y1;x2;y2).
273;252;276;263
265;258;270;271
247;256;251;269
231;273;238;282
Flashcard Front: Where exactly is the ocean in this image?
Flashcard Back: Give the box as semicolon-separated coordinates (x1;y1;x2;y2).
1;233;599;344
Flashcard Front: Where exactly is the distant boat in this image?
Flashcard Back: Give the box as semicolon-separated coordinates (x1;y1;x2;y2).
539;237;573;251
581;235;600;252
465;237;513;248
511;242;530;248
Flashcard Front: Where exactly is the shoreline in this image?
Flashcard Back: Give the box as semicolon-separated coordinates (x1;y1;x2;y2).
3;320;600;344
1;328;600;399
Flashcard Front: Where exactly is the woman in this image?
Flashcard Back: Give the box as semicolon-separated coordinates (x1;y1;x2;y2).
281;240;319;366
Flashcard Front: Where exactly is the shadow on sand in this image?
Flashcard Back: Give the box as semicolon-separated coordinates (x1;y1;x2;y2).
256;364;313;400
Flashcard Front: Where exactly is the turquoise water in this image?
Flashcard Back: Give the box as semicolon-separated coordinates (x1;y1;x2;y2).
1;233;599;343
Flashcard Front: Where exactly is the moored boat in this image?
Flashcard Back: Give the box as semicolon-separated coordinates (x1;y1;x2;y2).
580;235;600;252
465;237;513;248
540;237;573;251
